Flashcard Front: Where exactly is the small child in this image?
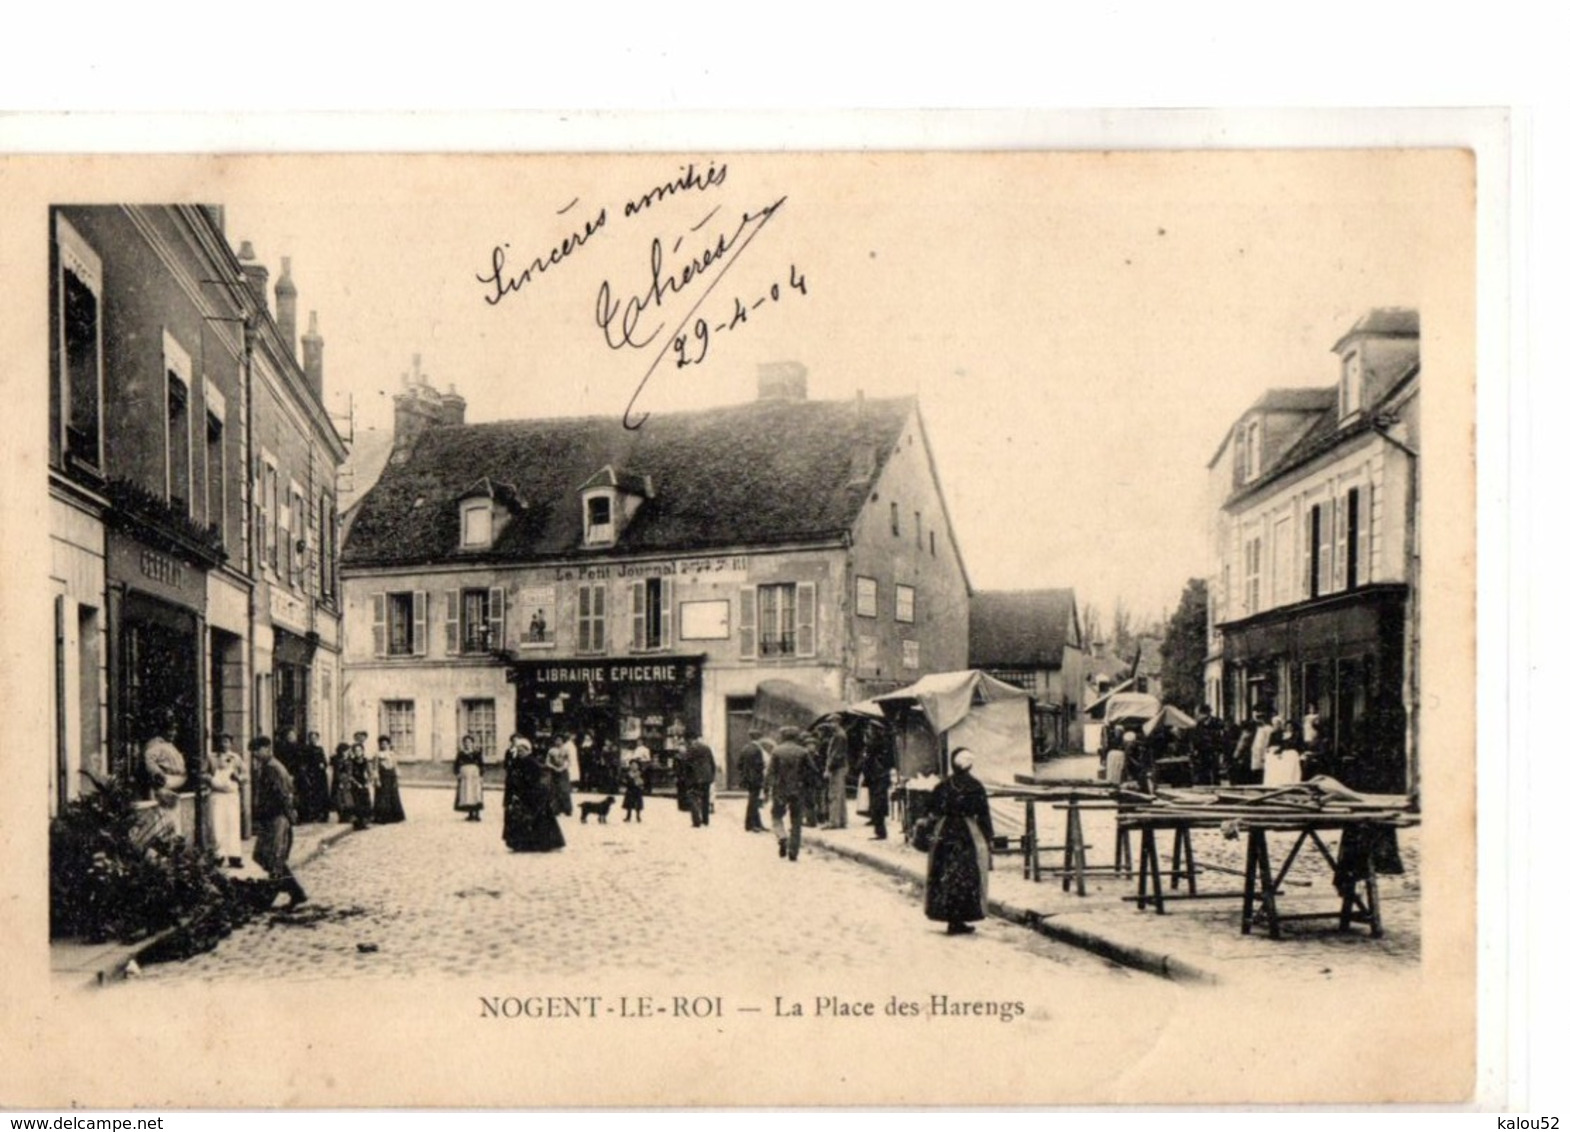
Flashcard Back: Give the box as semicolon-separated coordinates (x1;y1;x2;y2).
621;757;645;822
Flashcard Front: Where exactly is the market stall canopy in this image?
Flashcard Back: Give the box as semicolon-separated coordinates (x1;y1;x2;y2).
1098;691;1163;726
753;679;847;735
873;670;1032;786
1142;704;1198;735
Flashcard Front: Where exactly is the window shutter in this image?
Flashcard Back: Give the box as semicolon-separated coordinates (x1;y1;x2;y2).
488;586;505;649
795;582;816;657
593;584;607;653
372;593;387;657
1357;486;1372;585
577;585;591;653
739;586;757;659
445;590;459;655
1332;494;1348;591
1303;506;1316;598
412;591;428;656
659;578;673;651
631;580;646;651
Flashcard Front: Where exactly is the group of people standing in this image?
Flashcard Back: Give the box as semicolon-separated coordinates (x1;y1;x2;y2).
327;731;406;830
1101;704;1329;790
735;715;895;860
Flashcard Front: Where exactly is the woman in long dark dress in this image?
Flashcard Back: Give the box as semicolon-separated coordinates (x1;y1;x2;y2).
298;731;331;823
454;733;486;821
503;737;566;853
924;748;995;935
373;735;407;823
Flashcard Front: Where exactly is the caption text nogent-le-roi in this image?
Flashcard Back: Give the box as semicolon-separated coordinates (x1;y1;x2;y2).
478;994;1028;1023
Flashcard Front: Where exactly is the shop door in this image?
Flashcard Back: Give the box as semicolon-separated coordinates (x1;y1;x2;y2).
275;661;309;743
724;696;755;790
121;616;200;783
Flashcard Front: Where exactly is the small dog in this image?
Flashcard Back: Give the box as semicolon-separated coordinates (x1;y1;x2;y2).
579;796;617;823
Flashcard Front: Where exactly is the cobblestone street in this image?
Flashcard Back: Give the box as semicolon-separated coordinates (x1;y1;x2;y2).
143;787;1139;987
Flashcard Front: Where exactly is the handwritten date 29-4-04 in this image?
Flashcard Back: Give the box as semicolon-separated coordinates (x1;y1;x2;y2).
672;266;808;369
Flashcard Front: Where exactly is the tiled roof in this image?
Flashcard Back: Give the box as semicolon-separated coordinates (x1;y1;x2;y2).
1249;387;1337;413
342;396;917;567
1332;307;1419;351
969;589;1079;669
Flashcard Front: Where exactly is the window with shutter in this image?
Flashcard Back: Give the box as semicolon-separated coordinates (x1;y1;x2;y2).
1346;487;1362;588
412;591;428;656
1332;494;1348;591
445;590;460;655
630;580;646;651
576;584;607;654
372;593;387;657
738;586;757;659
488;586;505;650
659;578;673;651
795;582;816;657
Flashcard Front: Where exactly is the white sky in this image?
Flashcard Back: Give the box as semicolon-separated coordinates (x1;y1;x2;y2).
221;149;1469;625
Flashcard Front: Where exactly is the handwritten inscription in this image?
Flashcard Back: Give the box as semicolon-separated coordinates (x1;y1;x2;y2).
476;160;807;430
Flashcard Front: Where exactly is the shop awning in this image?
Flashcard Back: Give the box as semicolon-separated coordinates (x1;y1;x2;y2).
753;679;848;734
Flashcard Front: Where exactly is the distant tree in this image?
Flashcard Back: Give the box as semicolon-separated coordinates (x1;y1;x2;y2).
1160;578;1209;711
1112;599;1135;662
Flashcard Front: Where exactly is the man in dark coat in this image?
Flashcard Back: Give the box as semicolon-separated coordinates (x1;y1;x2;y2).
859;725;894;840
766;727;810;861
250;736;308;909
681;735;717;828
737;729;769;833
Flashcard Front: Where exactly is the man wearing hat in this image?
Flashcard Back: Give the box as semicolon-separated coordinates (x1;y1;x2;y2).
737;728;769;833
765;726;810;861
250;736;308;909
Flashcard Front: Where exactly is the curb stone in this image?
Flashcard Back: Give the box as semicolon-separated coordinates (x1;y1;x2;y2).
801;831;1219;985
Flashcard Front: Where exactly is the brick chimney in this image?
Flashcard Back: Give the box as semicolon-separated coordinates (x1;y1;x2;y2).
301;310;325;401
757;360;808;402
439;383;467;427
236;241;270;314
390;353;446;464
274;257;298;362
848;388;877;485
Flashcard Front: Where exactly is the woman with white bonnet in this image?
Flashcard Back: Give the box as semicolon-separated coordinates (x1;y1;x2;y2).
923;747;996;935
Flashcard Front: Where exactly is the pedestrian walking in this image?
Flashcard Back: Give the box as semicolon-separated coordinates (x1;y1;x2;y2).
737;729;769;832
454;733;486;821
373;735;406;823
922;748;994;935
202;733;246;867
681;735;717;827
249;736;307;909
766;726;810;861
859;725;894;840
502;736;565;853
820;716;850;829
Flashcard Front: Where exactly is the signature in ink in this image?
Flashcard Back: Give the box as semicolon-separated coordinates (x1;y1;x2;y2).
670;266;808;369
593;196;789;428
475;199;609;306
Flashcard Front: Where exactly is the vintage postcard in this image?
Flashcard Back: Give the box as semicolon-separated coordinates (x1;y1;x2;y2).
0;134;1481;1108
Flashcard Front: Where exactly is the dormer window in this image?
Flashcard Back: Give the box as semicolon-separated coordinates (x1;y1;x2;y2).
1243;420;1262;482
584;492;614;545
1340;349;1364;420
461;500;493;548
456;477;520;551
578;465;653;548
